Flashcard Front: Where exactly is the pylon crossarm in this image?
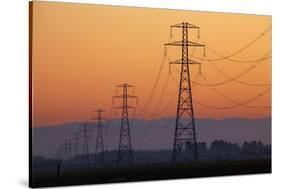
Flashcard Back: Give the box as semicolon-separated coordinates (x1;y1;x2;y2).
165;40;205;47
116;84;134;88
113;95;137;98
112;105;136;109
171;22;199;29
169;59;201;65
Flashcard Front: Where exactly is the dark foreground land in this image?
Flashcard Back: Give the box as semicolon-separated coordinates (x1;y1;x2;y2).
31;158;271;188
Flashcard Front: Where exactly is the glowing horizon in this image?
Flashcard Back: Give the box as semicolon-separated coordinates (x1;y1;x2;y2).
31;2;272;127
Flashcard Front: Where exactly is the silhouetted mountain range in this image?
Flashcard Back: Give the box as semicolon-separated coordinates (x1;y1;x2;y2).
32;117;271;158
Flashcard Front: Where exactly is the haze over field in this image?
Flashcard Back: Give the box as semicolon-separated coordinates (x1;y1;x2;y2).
32;117;271;158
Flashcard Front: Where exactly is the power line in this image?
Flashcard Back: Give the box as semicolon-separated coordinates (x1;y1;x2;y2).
138;54;166;115
137;35;174;118
196;46;271;63
192;25;271;62
131;35;178;138
150;63;202;117
199;73;271;109
135;38;202;144
133;73;172;143
133;51;202;147
154;65;203;116
150;73;171;117
169;69;271;110
191;50;271;86
193;87;271;110
205;54;271;86
195;38;271;64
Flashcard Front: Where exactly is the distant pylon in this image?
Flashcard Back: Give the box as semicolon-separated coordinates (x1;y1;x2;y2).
81;123;90;164
73;131;80;158
91;109;106;166
165;22;205;163
112;83;138;165
62;141;68;160
57;143;64;160
67;138;72;158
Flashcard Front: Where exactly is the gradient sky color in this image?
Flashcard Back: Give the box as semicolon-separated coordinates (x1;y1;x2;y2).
31;1;272;127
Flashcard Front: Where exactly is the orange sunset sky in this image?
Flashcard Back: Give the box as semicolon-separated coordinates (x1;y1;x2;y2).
31;1;272;127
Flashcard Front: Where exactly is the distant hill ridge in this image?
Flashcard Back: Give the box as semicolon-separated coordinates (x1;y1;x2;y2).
32;117;271;158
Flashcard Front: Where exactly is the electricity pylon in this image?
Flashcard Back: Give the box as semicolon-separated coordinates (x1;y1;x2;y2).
73;131;80;158
62;140;68;160
67;138;72;158
165;22;205;163
81;123;90;164
112;83;137;165
56;144;64;160
91;109;106;166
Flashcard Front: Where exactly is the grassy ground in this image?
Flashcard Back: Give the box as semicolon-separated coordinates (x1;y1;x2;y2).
30;158;271;188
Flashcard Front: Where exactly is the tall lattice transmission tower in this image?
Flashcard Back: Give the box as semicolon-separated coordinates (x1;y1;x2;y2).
112;83;138;165
62;140;68;160
91;109;106;166
165;22;205;163
73;131;80;158
67;138;72;159
81;122;91;164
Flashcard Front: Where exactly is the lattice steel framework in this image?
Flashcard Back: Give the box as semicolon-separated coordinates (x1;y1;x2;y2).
113;83;137;165
81;123;91;164
92;109;106;165
165;22;205;162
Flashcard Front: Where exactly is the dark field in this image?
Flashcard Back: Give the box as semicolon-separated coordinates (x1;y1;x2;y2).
30;158;271;188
